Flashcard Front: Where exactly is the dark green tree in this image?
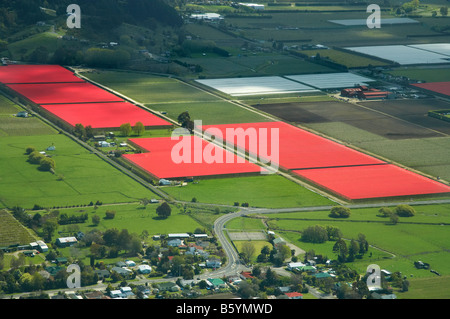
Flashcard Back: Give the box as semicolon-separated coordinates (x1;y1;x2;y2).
156;202;172;219
329;206;351;218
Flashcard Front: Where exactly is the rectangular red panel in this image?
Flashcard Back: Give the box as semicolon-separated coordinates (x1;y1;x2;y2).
201;121;385;170
0;65;85;83
293;165;450;200
412;82;450;96
123;136;264;179
40;102;172;129
7;82;124;104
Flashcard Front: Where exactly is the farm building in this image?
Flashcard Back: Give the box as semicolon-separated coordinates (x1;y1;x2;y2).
239;3;264;10
341;85;394;100
30;240;48;252
168;233;190;239
16;111;28;118
190;13;223;21
193;233;208;239
56;237;78;247
207;278;226;289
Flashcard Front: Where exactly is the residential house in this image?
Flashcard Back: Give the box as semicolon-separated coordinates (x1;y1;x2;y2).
287;262;305;271
136;285;151;296
299;265;317;274
285;292;303;299
206;258;221;268
227;275;241;284
157;282;179;292
138;264;152;274
120;286;134;298
314;272;332;280
95;269;110;280
167;238;182;247
278;286;291;294
240;271;255;280
98;141;110;147
84;291;110;299
65;291;83;300
111;266;132;279
273;237;285;248
125;260;136;267
372;292;397;299
110;290;124;299
45;266;62;276
179;279;198;288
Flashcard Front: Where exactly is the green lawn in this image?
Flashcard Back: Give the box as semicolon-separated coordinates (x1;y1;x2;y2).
226;217;266;230
0;134;157;209
397;275;450;299
234;240;270;263
55;203;203;236
162;174;334;208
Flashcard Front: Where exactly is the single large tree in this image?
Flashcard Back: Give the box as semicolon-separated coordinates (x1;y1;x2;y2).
133;121;145;136
119;123;132;136
333;238;348;263
156;202;172;219
241;242;256;264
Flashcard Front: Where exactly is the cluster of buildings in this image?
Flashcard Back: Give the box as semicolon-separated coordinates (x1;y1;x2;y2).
341;85;395;100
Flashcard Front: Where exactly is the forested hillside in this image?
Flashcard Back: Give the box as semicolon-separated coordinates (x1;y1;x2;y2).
0;0;183;70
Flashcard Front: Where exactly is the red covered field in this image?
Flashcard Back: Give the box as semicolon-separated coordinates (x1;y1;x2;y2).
293;165;450;200
0;65;84;84
41;102;172;129
412;82;450;97
7;82;124;104
200;121;385;170
123;136;264;179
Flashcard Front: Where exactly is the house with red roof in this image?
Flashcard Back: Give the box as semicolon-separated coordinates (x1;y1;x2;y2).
285;292;303;299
